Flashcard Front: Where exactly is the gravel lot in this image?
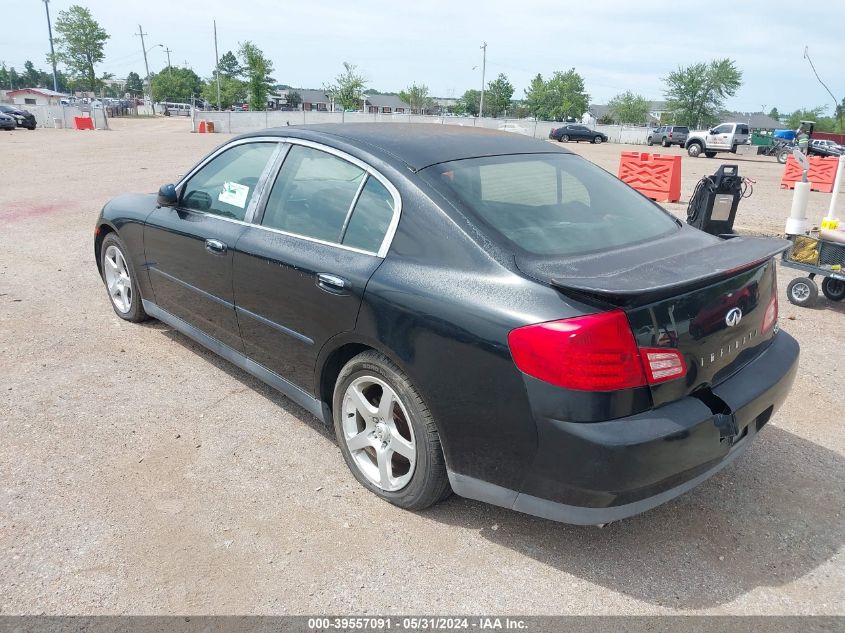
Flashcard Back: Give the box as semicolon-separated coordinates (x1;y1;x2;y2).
1;118;843;615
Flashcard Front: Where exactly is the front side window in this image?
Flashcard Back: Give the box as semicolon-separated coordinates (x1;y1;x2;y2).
421;153;678;257
181;142;277;220
261;145;365;243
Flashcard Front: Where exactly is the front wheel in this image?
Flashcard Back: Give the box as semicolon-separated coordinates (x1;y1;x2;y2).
822;277;845;301
787;277;818;307
593;135;603;144
333;351;450;510
100;233;148;322
647;137;654;146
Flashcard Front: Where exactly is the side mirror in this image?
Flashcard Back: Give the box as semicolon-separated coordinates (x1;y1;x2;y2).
709;129;717;135
157;184;177;207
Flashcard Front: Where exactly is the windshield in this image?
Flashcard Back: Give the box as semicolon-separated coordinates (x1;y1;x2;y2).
420;153;679;257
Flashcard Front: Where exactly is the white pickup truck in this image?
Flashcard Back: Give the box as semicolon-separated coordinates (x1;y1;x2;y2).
684;122;750;158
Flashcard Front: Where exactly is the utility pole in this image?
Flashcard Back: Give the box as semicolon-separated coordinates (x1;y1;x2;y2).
135;25;153;113
478;42;487;119
213;20;221;111
164;46;173;72
43;0;59;92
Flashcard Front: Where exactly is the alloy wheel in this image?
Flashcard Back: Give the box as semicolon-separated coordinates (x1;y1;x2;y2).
103;244;132;314
342;375;416;492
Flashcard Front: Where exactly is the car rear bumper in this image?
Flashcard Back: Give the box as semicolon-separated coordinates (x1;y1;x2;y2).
448;330;799;524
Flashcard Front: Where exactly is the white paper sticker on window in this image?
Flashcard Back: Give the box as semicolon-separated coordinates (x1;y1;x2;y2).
218;181;249;208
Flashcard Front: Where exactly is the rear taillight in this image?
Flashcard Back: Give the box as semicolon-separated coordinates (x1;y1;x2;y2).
668;132;673;138
508;310;687;391
762;293;778;332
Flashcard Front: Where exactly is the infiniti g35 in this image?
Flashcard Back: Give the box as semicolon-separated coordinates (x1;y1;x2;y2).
94;125;798;524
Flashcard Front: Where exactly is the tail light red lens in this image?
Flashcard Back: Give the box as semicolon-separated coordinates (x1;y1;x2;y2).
508;310;687;391
762;293;778;332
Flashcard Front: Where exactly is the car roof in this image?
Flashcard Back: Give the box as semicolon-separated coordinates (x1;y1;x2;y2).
238;123;572;171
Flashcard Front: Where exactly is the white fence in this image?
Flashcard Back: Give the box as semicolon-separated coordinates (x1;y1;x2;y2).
192;109;651;144
25;105;109;130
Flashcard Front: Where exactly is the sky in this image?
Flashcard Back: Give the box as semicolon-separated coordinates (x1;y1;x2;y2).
3;0;844;114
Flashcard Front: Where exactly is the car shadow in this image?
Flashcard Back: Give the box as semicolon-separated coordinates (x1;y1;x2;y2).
146;321;842;611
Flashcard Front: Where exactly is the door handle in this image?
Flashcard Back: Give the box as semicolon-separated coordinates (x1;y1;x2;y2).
317;273;349;292
205;239;227;255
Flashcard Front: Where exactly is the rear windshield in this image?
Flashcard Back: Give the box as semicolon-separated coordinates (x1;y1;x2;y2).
673;126;689;133
420;153;679;257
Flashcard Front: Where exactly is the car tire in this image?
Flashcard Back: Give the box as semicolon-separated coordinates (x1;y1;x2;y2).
561;134;570;142
687;143;703;157
786;277;818;307
661;138;670;147
777;149;790;164
705;151;717;158
593;136;603;144
100;233;148;322
333;351;450;510
647;137;654;146
821;277;845;301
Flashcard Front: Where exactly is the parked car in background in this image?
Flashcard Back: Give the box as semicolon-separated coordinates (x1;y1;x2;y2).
498;122;529;135
0;104;36;130
684;122;750;158
94;124;798;525
647;125;689;148
549;124;607;143
0;112;17;131
809;139;844;157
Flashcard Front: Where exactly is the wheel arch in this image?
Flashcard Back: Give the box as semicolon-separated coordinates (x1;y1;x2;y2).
94;221;118;275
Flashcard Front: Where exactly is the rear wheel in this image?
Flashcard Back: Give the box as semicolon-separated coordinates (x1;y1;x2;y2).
333;351;450;510
687;142;703;157
787;277;818;307
661;137;670;147
561;134;570;142
100;233;148;322
705;151;717;158
821;277;845;301
777;149;790;164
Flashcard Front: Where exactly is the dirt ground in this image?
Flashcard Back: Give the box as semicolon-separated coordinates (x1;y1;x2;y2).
1;117;843;615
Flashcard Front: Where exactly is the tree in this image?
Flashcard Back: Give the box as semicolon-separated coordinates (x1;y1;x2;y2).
286;90;302;109
459;89;481;116
767;107;780;122
664;58;742;129
126;71;144;97
238;41;274;110
24;61;41;87
607;91;650;124
325;62;367;111
201;74;246;110
151;66;204;103
784;107;827;130
217;51;242;78
485;73;514;117
53;5;109;92
399;83;431;113
523;69;588;121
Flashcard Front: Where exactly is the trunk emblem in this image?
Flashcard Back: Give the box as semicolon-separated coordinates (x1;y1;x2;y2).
725;307;743;327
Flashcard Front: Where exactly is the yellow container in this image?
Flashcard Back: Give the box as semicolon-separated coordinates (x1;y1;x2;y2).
821;217;840;230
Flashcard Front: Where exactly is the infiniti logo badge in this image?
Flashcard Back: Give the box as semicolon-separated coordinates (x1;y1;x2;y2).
725;307;743;327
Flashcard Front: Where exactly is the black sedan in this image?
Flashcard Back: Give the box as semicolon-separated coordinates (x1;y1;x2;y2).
94;124;798;524
549;123;608;143
0;104;37;130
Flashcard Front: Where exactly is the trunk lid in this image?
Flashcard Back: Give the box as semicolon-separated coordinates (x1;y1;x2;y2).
515;230;789;404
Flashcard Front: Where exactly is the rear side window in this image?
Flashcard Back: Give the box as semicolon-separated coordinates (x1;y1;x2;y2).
262;145;365;243
421;154;678;257
342;177;395;252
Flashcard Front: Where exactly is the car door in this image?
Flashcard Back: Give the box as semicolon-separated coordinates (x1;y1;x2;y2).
144;140;281;351
233;141;400;393
574;125;588;141
707;124;733;150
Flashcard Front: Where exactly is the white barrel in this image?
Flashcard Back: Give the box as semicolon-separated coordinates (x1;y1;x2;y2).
785;181;810;235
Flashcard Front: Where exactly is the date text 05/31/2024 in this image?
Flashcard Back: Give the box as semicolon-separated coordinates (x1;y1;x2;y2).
307;617;528;630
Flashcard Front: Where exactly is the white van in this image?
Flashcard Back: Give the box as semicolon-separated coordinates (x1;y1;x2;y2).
159;102;192;117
